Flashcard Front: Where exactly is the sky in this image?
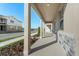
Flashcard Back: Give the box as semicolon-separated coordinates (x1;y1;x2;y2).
0;3;24;28
31;7;40;29
0;3;40;29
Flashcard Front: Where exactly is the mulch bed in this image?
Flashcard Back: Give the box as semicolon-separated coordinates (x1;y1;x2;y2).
0;36;39;56
0;40;24;56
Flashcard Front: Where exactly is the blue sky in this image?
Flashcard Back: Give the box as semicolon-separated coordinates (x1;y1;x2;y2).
31;7;40;29
0;3;24;28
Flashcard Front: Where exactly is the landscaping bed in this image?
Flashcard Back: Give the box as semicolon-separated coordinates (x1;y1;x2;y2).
0;40;24;56
0;34;39;56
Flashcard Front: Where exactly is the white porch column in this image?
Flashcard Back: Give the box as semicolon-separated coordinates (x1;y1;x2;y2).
0;25;1;31
40;20;43;38
24;3;31;56
51;23;53;32
40;20;45;38
42;21;45;37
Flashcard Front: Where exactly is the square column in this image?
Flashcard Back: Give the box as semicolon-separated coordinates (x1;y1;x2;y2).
24;3;31;56
40;20;45;38
42;21;44;37
0;25;1;31
40;20;43;38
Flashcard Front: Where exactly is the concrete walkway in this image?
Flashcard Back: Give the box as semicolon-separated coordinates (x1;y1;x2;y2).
0;36;24;48
30;34;66;56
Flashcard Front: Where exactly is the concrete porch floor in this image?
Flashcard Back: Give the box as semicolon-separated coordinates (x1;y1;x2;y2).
29;33;66;56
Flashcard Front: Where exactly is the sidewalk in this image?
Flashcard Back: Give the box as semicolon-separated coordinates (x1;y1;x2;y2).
0;36;24;48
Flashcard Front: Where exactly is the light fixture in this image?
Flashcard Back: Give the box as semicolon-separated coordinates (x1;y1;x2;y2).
47;4;50;7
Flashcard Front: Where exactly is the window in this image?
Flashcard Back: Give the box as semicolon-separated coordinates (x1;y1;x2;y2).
10;20;14;23
60;20;63;30
1;18;3;22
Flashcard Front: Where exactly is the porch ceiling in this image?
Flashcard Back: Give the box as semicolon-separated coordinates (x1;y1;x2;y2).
31;3;65;23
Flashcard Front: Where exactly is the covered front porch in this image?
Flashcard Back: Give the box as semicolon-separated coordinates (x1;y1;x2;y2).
24;3;75;56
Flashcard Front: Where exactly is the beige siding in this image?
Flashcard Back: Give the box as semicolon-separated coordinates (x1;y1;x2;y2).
64;3;79;55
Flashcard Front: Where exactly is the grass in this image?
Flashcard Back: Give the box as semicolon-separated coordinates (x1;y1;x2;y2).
0;35;24;42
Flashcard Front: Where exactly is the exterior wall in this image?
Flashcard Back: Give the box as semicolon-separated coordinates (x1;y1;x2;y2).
0;25;6;32
0;17;7;24
52;14;62;34
6;16;22;27
6;25;22;32
64;3;79;55
45;23;52;33
6;16;22;32
6;25;16;32
0;15;22;32
0;16;7;32
52;4;66;33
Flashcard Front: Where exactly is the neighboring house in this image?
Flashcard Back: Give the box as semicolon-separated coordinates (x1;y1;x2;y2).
0;15;22;32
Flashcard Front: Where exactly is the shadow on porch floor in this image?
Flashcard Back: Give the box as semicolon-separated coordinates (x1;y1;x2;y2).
29;34;66;56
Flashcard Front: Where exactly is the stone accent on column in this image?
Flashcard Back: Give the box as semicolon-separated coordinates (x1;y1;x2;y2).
58;30;75;56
